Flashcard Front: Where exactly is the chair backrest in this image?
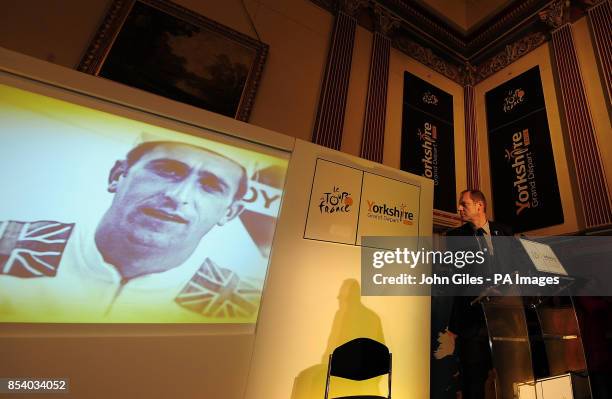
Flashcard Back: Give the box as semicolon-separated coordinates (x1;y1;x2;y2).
329;337;390;380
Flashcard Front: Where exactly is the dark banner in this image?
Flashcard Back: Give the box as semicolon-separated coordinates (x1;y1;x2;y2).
401;72;456;213
486;66;563;232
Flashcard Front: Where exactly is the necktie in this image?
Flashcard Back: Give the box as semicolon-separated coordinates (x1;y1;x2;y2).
475;228;494;276
475;228;487;252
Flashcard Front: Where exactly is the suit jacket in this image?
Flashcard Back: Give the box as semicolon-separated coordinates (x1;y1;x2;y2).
446;220;514;275
446;220;512;238
446;221;513;339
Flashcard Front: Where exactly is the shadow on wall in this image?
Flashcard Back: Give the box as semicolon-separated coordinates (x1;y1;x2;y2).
290;279;386;399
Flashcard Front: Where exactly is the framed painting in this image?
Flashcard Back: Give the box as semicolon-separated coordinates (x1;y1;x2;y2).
78;0;268;121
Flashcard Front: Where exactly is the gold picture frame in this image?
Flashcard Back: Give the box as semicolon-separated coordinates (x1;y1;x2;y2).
78;0;268;121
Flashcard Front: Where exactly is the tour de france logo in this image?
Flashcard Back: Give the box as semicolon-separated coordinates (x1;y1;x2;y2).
422;91;439;105
503;88;525;112
319;186;353;214
504;128;539;215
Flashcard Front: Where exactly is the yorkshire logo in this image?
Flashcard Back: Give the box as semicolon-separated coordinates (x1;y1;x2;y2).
366;200;414;225
505;129;539;215
319;186;353;214
503;88;525;112
422;91;438;105
418;122;439;186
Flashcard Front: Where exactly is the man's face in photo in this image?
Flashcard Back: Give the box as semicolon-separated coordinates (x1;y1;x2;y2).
458;192;482;224
106;143;245;255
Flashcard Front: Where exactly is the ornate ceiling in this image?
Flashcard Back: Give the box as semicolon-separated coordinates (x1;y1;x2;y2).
313;0;597;85
413;0;519;33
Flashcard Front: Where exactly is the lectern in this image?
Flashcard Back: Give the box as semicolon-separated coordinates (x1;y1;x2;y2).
478;237;593;399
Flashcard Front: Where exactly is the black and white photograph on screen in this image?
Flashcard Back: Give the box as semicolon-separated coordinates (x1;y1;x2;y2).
0;83;288;323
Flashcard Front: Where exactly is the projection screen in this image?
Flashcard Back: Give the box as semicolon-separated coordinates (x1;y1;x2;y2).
0;79;289;324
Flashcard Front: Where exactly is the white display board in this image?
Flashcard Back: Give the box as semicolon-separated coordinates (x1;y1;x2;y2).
246;141;434;399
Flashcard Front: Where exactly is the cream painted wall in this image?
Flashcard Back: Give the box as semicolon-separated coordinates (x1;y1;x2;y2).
0;0;109;68
244;0;332;141
573;16;612;207
341;25;373;157
386;48;467;206
0;0;470;187
0;0;332;142
473;43;582;235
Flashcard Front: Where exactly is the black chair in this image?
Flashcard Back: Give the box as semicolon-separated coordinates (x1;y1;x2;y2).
324;337;392;399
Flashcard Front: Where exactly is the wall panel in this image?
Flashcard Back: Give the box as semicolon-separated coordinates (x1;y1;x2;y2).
0;0;332;142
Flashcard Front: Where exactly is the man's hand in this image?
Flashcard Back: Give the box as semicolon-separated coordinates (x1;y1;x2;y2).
433;328;457;359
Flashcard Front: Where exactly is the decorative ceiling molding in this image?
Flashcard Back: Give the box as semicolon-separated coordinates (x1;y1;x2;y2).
381;0;467;55
311;0;591;86
338;0;369;17
394;36;463;82
474;31;547;83
538;0;570;29
465;0;550;57
461;61;477;86
373;4;402;36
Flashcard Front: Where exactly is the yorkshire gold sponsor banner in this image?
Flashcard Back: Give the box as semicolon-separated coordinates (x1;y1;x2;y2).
486;67;563;232
401;72;456;213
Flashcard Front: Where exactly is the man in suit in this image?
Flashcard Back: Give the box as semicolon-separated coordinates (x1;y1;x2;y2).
435;189;512;399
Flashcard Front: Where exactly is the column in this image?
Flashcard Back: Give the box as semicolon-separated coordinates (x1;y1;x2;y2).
312;0;365;150
463;63;480;190
360;5;399;162
587;0;612;105
541;0;612;227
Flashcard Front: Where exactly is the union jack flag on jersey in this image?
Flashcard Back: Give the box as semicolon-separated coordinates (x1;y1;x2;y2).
175;258;261;319
0;220;74;278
